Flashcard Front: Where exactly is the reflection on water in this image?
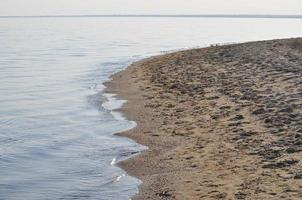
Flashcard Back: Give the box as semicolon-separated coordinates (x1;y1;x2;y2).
0;17;301;199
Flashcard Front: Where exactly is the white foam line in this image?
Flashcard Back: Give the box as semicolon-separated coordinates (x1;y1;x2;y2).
110;157;117;166
114;174;126;182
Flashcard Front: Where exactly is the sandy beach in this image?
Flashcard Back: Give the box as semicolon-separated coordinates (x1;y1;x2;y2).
106;38;302;199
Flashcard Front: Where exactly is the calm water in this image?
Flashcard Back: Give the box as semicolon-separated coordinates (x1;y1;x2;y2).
0;17;301;200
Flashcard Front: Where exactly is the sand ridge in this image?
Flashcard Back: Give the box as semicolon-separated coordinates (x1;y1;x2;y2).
106;38;302;199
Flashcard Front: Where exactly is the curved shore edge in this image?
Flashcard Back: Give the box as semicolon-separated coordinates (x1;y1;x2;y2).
105;38;302;200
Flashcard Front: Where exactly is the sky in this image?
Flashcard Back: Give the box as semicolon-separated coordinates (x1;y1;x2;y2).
0;0;302;16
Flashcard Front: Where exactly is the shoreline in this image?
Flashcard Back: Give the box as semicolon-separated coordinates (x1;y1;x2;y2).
106;38;302;199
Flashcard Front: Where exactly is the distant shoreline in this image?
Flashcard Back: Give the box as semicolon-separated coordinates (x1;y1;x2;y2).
107;38;302;199
1;14;302;19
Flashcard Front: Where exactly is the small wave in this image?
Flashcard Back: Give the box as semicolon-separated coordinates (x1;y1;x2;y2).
114;174;126;182
102;93;126;111
71;54;86;57
102;173;127;186
87;92;106;109
119;150;140;158
0;117;15;128
110;157;117;165
88;83;98;90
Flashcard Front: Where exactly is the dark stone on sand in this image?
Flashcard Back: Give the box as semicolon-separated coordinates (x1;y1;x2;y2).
260;149;281;160
279;106;294;113
295;133;302;138
191;164;198;168
239;130;256;137
234;192;247;199
157;191;172;198
252;108;266;115
169;83;180;89
286;147;300;154
262;159;299;169
228;122;242;127
293;173;302;179
215;192;227;199
264;118;271;124
240;90;257;100
220;106;231;110
230;114;244;121
175;108;185;113
207;96;220;100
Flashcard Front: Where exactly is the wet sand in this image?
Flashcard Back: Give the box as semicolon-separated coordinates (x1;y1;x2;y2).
106;38;302;199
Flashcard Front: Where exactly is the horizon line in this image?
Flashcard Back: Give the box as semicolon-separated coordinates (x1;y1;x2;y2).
1;14;302;19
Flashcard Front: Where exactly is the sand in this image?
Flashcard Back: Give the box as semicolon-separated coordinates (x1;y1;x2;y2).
105;38;302;199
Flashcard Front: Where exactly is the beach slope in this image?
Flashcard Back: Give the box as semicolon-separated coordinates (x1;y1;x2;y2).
106;38;302;199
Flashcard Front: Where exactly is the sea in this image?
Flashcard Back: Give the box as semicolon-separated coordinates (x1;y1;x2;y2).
0;16;301;200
